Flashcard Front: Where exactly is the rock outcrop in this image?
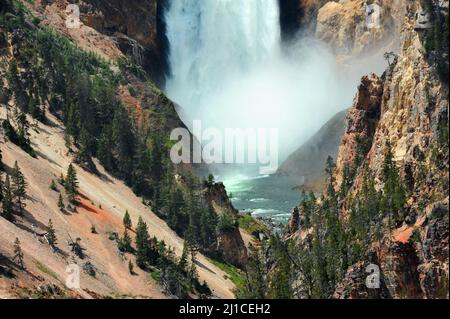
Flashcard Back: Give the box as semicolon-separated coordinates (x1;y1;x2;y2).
216;228;248;270
278;0;330;38
333;73;384;193
33;0;168;84
80;0;169;84
205;183;248;269
316;0;408;59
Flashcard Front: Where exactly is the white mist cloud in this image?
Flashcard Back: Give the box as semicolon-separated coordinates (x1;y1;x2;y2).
164;0;388;176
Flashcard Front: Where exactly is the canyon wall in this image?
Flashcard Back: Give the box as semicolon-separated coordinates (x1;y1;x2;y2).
286;0;449;299
39;0;169;84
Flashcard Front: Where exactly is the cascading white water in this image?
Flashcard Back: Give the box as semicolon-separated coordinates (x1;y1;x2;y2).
164;0;365;172
165;0;281;121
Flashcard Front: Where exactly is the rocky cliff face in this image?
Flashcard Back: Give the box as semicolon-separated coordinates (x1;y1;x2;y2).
278;0;332;38
205;183;248;269
316;0;407;60
287;0;449;299
82;0;169;84
38;0;168;84
334;0;449;203
279;0;413;192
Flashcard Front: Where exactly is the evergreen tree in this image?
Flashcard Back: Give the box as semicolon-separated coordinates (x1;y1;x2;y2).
381;141;406;227
12;107;32;153
167;187;184;232
118;228;132;253
58;173;65;185
339;164;352;200
128;260;134;274
11;161;27;214
1;175;14;221
205;174;215;188
241;244;266;299
69;237;85;259
267;235;293;299
135;216;149;269
289;242;315;299
13;237;24;269
76;126;92;163
46;219;57;248
325;156;336;184
65;164;79;203
57;193;65;211
123;210;132;229
0;171;4;204
179;240;189;272
50;179;57;191
111;106;135;179
310;201;329;298
199;203;217;248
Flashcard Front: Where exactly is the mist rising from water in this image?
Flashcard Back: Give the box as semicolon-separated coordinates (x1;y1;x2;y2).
164;0;384;177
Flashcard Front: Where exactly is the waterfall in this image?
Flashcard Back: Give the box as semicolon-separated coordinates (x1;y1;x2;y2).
164;0;281;125
164;0;361;170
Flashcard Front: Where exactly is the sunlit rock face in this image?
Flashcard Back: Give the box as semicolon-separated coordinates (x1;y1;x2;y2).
78;0;169;84
315;0;408;60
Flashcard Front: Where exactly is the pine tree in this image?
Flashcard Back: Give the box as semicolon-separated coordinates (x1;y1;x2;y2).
310;201;329;298
0;171;4;204
13;237;24;269
58;173;65;185
135;216;149;269
1;175;14;221
69;237;84;258
381;141;406;227
339;164;352;200
65;164;79;203
123;210;132;229
46;219;57;248
267;235;293;299
289;242;315;299
76;127;91;163
179;240;189;272
168;187;184;232
57;193;65;211
241;244;266;299
50;179;58;191
118;228;132;253
128;260;134;274
187;241;199;290
11;161;27;215
325;156;336;184
199;203;217;248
